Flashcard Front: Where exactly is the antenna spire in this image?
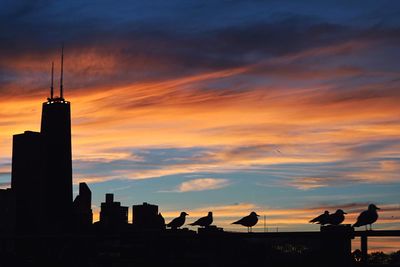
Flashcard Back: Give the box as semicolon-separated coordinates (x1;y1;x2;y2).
60;44;64;99
50;62;54;99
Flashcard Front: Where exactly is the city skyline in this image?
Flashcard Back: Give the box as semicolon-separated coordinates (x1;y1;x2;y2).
1;0;400;252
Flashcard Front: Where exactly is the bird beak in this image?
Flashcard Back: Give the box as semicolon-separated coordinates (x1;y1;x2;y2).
256;214;260;217
343;212;347;214
376;207;381;210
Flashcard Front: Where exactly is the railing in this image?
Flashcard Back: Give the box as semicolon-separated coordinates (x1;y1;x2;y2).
354;230;400;263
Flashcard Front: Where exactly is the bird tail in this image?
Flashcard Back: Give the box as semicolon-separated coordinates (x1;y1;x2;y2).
232;221;239;225
188;223;195;226
352;223;360;227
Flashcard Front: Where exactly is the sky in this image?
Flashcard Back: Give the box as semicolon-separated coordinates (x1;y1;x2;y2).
1;0;400;251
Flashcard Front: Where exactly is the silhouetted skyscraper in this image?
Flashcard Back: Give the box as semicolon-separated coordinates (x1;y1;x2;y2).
40;98;72;232
38;47;72;232
11;131;43;233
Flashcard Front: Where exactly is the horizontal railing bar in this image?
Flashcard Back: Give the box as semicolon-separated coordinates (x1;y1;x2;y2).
354;230;400;237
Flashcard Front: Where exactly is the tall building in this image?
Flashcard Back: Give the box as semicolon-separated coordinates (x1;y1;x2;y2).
40;101;72;231
40;48;73;232
11;131;43;233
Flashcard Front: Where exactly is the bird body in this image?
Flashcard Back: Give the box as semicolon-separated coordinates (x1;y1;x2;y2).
167;212;188;229
327;209;347;225
310;211;330;225
353;204;380;230
189;212;213;227
232;212;259;232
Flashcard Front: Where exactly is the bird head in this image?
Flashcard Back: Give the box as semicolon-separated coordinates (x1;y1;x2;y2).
181;212;189;217
369;204;380;211
250;211;260;217
336;209;347;215
324;210;329;215
208;211;213;217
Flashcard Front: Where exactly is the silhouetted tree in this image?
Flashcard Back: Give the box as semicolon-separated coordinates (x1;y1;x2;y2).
368;252;391;265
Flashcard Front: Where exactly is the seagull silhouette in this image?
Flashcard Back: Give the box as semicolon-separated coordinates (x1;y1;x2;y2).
327;209;347;225
309;210;330;225
353;204;380;230
167;212;188;229
232;212;259;233
189;211;213;227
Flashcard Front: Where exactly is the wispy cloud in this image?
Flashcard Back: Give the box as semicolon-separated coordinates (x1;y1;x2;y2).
165;178;231;193
0;183;11;189
0;182;11;189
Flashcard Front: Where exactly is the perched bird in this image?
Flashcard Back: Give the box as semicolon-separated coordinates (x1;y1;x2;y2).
232;212;260;232
189;211;213;227
167;212;189;229
309;210;330;225
327;209;347;225
353;204;380;230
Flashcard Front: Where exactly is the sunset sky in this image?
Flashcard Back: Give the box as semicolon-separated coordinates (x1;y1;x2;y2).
0;0;400;251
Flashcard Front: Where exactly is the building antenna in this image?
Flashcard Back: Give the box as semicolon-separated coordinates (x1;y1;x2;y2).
60;44;64;99
50;61;54;99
